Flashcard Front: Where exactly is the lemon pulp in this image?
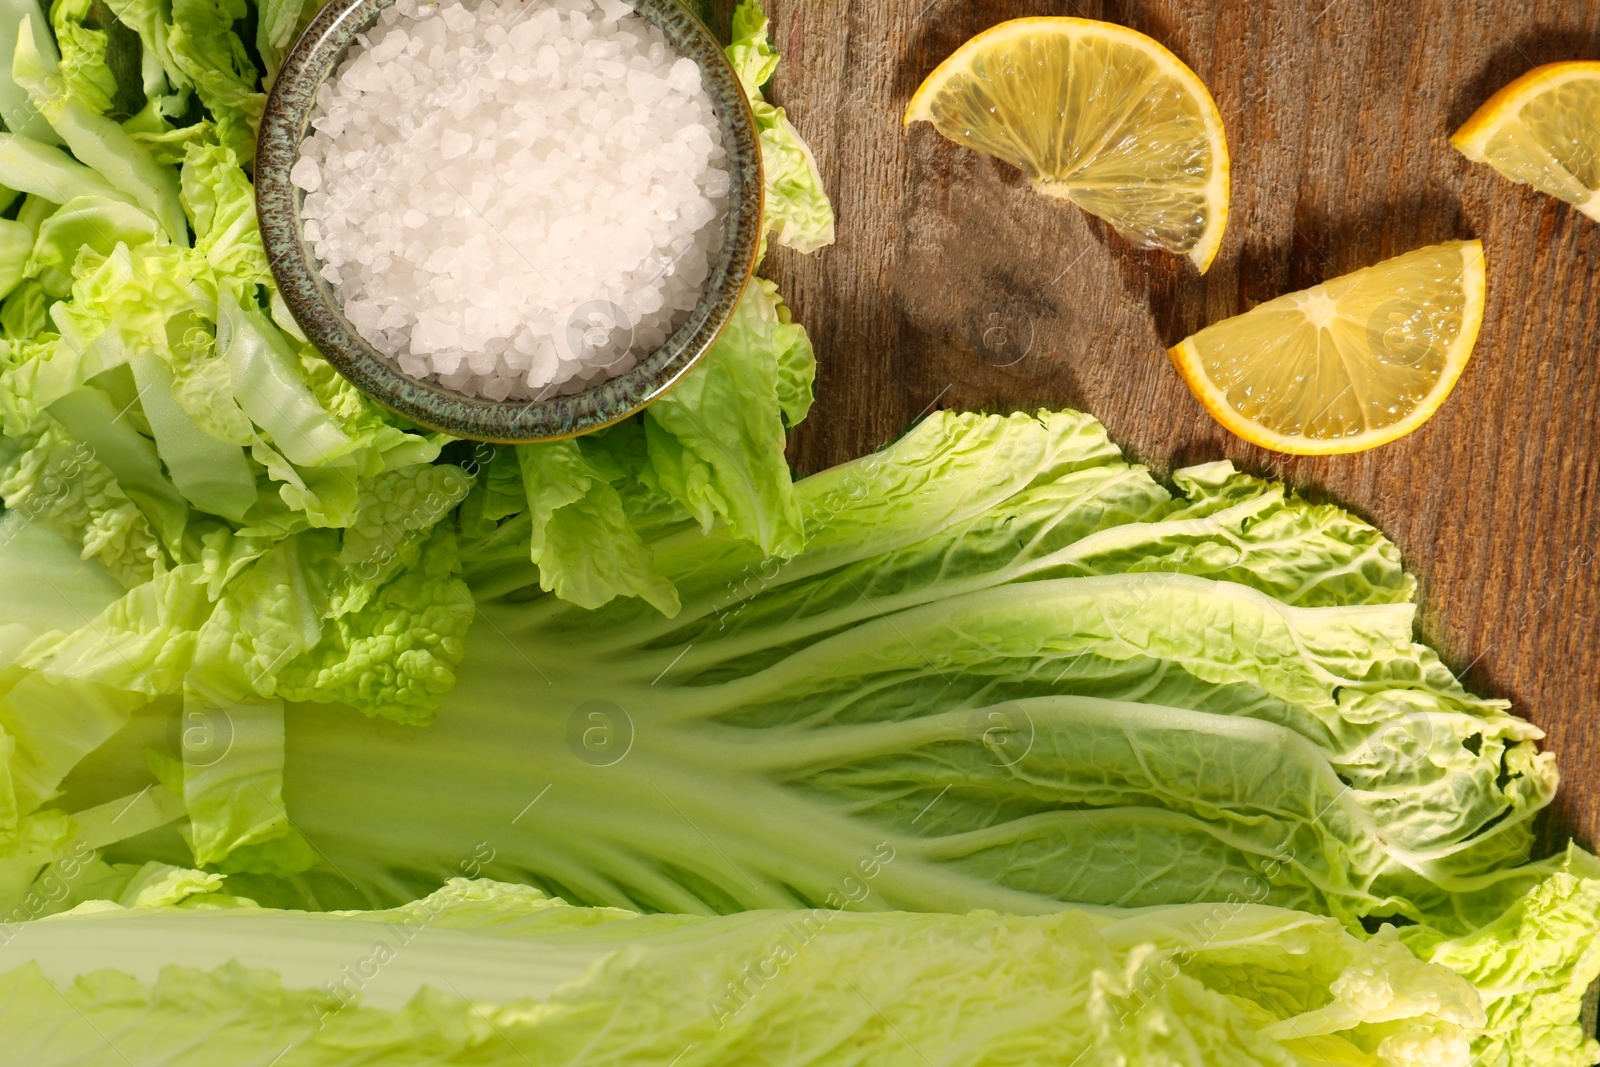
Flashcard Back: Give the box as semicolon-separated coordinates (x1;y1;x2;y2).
1169;240;1486;454
1453;62;1600;221
906;18;1230;272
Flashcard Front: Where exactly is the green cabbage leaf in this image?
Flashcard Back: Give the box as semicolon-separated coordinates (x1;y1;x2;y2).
28;408;1592;1067
0;875;1552;1067
730;0;835;254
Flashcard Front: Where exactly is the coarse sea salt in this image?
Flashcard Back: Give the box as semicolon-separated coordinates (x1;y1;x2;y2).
294;0;730;401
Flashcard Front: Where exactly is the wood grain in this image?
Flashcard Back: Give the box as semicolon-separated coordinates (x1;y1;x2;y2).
712;0;1600;852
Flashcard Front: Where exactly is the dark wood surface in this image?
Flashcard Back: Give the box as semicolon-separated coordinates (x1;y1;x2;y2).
711;0;1600;852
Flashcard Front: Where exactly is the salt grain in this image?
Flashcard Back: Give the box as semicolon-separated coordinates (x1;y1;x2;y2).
295;0;729;400
290;157;322;192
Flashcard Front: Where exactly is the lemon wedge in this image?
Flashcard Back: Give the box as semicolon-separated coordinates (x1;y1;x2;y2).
1453;62;1600;221
904;17;1230;272
1168;240;1487;455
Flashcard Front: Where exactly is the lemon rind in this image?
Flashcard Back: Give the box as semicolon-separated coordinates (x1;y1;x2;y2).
1187;144;1231;273
1167;241;1487;456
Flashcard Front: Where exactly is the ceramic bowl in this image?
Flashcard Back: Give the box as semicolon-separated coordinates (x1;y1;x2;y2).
256;0;764;443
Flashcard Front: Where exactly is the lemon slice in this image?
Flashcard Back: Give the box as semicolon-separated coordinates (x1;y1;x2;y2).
904;17;1230;272
1168;240;1487;455
1453;62;1600;221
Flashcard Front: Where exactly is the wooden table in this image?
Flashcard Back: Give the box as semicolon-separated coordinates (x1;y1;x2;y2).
699;0;1600;852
